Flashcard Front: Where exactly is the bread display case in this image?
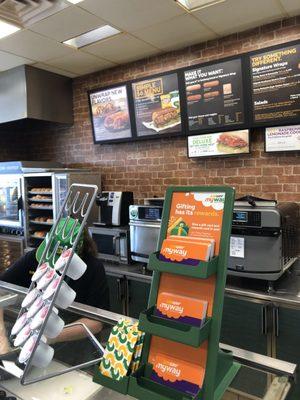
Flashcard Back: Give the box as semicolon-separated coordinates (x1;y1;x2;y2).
0;281;296;400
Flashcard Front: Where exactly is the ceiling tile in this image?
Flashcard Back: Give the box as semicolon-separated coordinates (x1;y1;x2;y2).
133;14;216;51
83;33;160;63
193;0;284;35
46;52;117;75
78;0;186;32
0;51;33;71
29;6;107;42
32;62;77;78
0;30;75;62
280;0;300;16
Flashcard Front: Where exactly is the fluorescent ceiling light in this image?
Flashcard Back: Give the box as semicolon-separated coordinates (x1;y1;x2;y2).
175;0;226;11
0;19;20;39
67;0;83;4
63;25;120;48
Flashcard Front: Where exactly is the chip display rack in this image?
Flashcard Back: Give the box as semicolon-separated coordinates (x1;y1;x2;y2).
9;183;105;385
94;185;240;400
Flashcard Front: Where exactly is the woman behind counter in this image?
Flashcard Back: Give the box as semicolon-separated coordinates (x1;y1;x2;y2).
0;222;110;349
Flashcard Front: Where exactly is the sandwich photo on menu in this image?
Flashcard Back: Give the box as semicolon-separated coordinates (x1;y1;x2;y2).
132;72;182;137
188;130;250;158
216;131;249;154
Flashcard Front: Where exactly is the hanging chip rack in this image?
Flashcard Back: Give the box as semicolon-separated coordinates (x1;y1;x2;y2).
9;183;105;385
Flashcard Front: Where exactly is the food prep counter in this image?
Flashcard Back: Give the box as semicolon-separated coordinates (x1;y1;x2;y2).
0;281;297;400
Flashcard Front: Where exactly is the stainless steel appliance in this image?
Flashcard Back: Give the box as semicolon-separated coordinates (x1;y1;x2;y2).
95;191;133;226
0;65;73;126
0;234;24;273
0;174;23;233
88;226;130;264
129;205;163;264
228;201;300;281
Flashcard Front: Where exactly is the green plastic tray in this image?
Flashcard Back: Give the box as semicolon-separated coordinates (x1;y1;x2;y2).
128;363;203;400
138;306;211;347
93;365;130;395
148;251;218;279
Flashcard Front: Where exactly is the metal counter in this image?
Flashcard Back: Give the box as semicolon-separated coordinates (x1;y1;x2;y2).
0;282;297;400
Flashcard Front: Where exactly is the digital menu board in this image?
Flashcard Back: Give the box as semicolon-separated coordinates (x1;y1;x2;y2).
132;72;182;137
184;58;245;133
188;129;250;158
250;42;300;125
265;125;300;153
88;84;132;143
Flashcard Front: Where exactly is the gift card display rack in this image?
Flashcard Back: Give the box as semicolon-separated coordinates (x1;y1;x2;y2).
8;184;104;385
94;185;240;400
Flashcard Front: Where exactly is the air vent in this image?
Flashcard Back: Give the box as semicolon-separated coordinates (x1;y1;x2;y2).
0;0;67;28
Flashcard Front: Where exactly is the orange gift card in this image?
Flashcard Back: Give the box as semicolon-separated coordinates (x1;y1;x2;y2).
156;292;208;327
149;338;208;396
151;353;205;396
157;273;215;317
168;235;215;258
160;237;211;264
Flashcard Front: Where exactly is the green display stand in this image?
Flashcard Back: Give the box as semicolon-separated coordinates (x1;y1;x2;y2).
93;365;130;395
130;186;240;400
96;186;240;399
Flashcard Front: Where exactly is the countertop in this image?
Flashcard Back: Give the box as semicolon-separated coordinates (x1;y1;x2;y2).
103;259;300;308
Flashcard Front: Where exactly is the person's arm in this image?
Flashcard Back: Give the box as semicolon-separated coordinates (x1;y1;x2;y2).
51;318;103;343
0;309;11;355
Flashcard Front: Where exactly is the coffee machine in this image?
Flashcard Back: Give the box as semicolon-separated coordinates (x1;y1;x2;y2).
95;191;134;226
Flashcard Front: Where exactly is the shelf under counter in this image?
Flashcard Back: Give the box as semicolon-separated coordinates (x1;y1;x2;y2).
28;191;52;196
28;199;53;203
29;221;53;226
28;206;53;210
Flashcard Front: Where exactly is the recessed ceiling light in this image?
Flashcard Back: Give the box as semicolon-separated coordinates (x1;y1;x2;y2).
63;25;120;49
175;0;226;11
0;19;20;39
67;0;83;4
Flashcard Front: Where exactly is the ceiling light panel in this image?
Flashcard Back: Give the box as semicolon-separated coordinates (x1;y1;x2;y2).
0;19;20;39
64;25;120;48
176;0;226;11
67;0;83;3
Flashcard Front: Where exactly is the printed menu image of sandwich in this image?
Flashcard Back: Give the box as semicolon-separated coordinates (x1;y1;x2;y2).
188;129;250;158
152;107;180;129
133;72;182;136
89;85;133;142
93;102;119;119
104;111;129;132
217;131;249;154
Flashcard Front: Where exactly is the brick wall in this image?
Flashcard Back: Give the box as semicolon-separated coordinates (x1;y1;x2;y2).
1;17;300;203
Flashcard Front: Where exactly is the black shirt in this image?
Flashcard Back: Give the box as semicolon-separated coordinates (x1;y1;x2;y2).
0;250;110;311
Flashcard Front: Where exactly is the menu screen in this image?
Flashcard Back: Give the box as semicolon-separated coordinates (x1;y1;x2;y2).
184;58;245;132
250;43;300;124
188;129;250;158
89;85;132;143
132;73;182;137
265;125;300;153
